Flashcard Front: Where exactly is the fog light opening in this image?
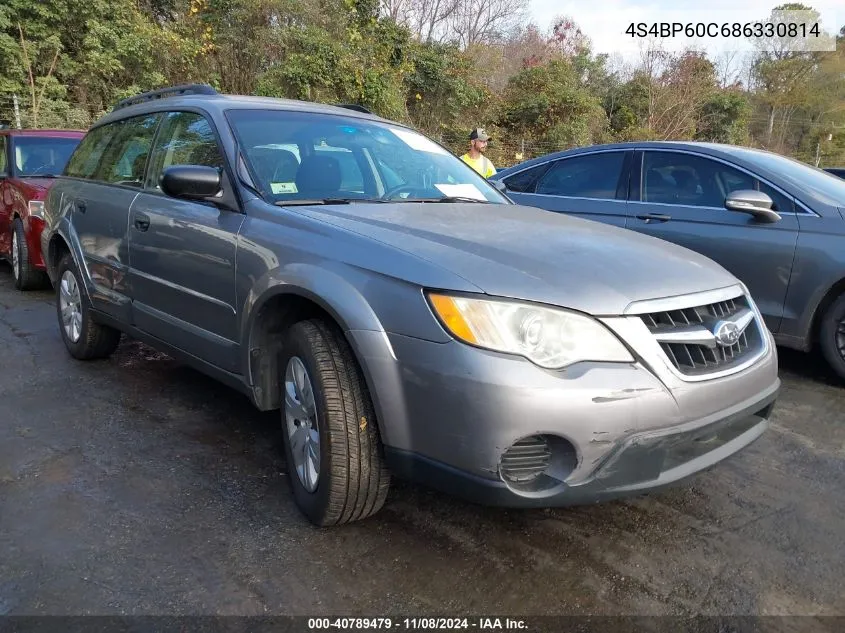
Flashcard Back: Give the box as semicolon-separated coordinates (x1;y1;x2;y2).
499;434;578;493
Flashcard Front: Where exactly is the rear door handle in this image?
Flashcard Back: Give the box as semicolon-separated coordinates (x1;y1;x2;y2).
133;212;150;231
635;213;672;223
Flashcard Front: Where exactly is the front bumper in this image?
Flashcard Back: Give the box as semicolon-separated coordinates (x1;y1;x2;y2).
383;380;777;507
350;321;780;508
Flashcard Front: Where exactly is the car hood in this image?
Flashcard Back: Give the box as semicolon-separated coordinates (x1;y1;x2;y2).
294;202;740;315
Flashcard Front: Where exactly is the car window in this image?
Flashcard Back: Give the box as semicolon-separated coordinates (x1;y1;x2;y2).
315;145;364;193
12;136;81;177
376;158;403;190
65;125;119;179
502;163;551;193
0;136;7;175
225;108;509;204
757;180;794;214
146;111;224;191
90;114;161;187
724;147;845;207
643;152;757;208
535;152;625;199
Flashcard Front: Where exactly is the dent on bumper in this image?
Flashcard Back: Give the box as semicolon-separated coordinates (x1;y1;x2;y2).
350;329;780;508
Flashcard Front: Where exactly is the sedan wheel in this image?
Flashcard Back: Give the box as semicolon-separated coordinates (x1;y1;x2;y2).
820;293;845;383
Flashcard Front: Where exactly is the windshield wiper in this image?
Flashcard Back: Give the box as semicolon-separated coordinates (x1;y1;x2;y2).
22;173;59;178
274;198;383;207
437;196;488;203
391;196;488;204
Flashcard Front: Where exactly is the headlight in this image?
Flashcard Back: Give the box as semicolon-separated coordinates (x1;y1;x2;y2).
28;201;45;219
427;292;634;369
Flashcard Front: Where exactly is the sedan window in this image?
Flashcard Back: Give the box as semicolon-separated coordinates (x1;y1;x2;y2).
643;152;756;208
534;152;625;200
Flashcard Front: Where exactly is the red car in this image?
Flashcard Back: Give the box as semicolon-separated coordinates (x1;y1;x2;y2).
0;128;85;289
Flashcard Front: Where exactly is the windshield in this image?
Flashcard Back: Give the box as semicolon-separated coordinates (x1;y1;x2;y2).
225;109;509;204
13;136;81;177
726;147;845;207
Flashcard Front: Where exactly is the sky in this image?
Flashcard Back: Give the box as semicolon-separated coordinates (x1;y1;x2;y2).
529;0;841;61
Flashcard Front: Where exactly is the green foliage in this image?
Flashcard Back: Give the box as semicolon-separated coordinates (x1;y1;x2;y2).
498;60;606;147
0;0;176;123
605;74;650;138
404;42;486;135
696;91;751;144
0;0;840;170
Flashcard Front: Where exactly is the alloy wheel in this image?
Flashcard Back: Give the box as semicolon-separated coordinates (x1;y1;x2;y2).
284;356;320;492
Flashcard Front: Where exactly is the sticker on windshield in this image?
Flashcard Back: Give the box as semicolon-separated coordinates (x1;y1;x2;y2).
435;183;486;200
388;127;449;155
271;182;298;194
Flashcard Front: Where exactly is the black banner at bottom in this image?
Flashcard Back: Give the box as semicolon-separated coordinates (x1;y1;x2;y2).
0;617;841;633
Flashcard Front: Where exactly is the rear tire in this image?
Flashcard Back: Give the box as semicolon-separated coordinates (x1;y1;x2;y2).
279;318;390;526
819;293;845;383
55;253;121;360
12;218;48;290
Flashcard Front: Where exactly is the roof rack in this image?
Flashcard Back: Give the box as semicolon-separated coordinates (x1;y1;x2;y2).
334;103;373;114
114;84;219;110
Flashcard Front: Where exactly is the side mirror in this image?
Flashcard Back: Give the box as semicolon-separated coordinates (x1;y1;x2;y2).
160;165;222;200
725;189;781;223
490;179;508;193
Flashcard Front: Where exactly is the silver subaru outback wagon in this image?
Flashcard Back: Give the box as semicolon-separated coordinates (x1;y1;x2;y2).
41;85;780;526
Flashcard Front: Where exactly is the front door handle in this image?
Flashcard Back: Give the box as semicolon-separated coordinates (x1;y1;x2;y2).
134;212;150;232
635;213;672;223
75;199;87;214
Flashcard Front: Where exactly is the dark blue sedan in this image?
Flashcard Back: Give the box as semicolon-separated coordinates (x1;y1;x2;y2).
492;141;845;381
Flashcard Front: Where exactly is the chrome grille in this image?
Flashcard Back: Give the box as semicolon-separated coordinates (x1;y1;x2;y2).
639;294;764;377
640;297;741;328
500;436;551;484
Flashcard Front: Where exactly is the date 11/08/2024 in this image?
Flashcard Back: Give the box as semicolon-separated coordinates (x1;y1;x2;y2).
308;618;528;630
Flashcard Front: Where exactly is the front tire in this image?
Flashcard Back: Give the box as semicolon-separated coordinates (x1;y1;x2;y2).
819;293;845;383
279;318;390;526
55;253;121;360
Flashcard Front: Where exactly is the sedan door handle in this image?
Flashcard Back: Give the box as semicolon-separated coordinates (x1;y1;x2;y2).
635;213;672;223
133;212;151;232
75;199;87;214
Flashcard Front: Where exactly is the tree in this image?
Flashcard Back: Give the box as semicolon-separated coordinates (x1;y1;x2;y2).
498;59;608;151
749;4;828;149
404;41;486;135
0;0;172;124
448;0;529;49
696;91;751;144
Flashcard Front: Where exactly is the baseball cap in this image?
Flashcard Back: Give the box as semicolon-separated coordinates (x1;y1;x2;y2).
469;127;491;142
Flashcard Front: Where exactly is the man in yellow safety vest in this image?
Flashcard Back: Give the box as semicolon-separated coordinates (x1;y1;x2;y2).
460;128;496;178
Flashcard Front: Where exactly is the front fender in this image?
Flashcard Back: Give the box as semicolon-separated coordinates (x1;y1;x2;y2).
239;263;410;444
240;261;387;353
45;216;93;305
